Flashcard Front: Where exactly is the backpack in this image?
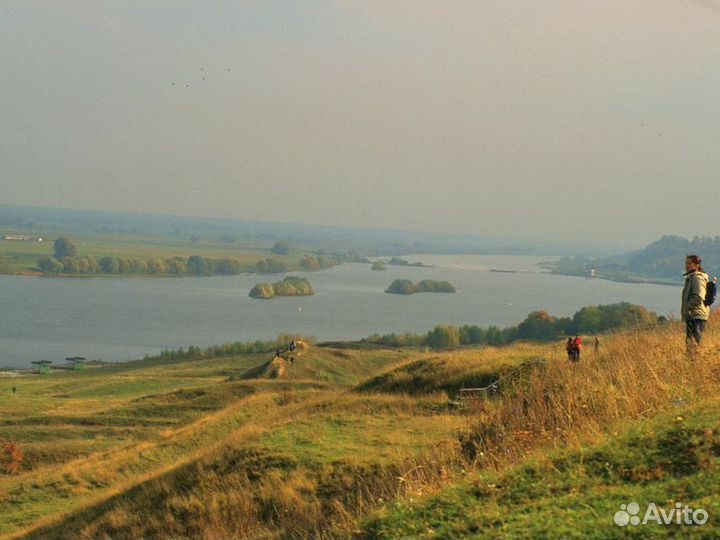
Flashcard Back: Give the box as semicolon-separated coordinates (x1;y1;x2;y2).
705;279;717;306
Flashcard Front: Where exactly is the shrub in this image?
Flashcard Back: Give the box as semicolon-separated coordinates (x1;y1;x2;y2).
249;283;275;299
427;324;461;349
385;279;456;294
256;258;288;274
53;237;77;258
36;257;64;273
271;241;292;255
385;279;415;295
1;440;23;475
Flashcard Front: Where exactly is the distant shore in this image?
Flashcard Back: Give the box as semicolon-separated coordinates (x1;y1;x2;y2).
548;270;680;287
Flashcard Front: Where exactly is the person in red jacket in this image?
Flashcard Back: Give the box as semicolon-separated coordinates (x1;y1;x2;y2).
571;335;583;362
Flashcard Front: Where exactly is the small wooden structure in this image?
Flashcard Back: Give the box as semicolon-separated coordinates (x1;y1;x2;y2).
65;357;87;371
454;382;500;408
31;360;52;375
452;358;546;409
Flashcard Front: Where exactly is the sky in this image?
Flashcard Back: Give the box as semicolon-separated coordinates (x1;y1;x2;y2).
1;1;719;249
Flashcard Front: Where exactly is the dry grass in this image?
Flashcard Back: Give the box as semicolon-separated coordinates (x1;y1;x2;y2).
12;391;464;540
460;316;720;467
7;323;720;539
355;343;549;397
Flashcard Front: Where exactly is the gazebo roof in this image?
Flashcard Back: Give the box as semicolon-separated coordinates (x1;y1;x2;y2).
31;360;52;365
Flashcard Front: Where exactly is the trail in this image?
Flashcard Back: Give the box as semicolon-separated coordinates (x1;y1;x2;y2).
261;340;310;379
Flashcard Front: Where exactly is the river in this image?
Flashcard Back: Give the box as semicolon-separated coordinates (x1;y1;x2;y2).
0;255;680;368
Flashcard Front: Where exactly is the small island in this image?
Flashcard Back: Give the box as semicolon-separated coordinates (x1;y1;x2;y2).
371;262;387;271
386;257;433;268
385;279;456;295
249;276;315;299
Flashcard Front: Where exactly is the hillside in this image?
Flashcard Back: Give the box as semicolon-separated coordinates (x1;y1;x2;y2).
362;397;720;539
354;344;547;397
543;234;720;284
1;319;720;539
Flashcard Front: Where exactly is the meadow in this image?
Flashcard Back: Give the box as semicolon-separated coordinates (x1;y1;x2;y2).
0;231;321;277
1;319;719;539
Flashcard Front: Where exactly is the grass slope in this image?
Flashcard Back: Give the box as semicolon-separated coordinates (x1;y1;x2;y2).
354;344;548;397
0;345;410;537
361;397;720;539
2;320;720;539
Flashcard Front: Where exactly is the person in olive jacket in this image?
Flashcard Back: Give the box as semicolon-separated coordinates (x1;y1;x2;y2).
681;254;715;354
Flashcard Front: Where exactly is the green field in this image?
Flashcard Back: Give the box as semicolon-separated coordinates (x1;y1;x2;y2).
0;231;332;277
362;397;720;539
1;323;719;539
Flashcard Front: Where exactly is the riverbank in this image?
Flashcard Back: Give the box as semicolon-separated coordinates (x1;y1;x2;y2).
548;269;681;287
0;231;360;278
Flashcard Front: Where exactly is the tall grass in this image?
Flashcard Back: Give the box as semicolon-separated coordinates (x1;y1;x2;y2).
10;322;720;540
355;344;548;397
460;316;720;466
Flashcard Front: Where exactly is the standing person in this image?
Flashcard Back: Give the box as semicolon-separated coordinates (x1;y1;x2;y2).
594;337;600;354
681;255;714;355
565;337;574;362
572;335;582;362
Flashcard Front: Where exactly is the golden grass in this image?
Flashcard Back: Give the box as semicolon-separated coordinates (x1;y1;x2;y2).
6;324;720;539
10;390;464;539
355;342;549;397
460;316;720;467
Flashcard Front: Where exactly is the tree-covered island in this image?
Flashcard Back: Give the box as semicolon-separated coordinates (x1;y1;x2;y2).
385;279;456;295
249;276;315;299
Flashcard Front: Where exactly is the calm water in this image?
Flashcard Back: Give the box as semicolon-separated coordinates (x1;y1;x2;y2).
0;255;680;368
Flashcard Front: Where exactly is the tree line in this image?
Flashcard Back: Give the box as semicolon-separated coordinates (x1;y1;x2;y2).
385;279;456;294
623;235;720;279
140;334;311;364
365;302;661;349
249;276;315;299
548;234;720;282
37;237;347;276
37;254;252;276
299;255;336;271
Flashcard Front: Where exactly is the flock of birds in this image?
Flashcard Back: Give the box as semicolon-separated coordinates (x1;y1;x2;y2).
170;67;232;88
169;69;666;140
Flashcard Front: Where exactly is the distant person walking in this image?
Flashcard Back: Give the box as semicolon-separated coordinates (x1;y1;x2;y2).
682;255;716;356
571;335;582;362
565;337;574;362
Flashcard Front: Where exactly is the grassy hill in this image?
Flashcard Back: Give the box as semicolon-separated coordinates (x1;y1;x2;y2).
2;319;720;539
362;397;720;539
542;234;720;285
354;344;547;397
0;345;421;538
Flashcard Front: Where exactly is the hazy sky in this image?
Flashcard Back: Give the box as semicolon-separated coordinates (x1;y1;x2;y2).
1;1;719;248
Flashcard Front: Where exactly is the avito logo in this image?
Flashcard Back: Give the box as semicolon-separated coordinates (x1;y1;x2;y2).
614;501;708;527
